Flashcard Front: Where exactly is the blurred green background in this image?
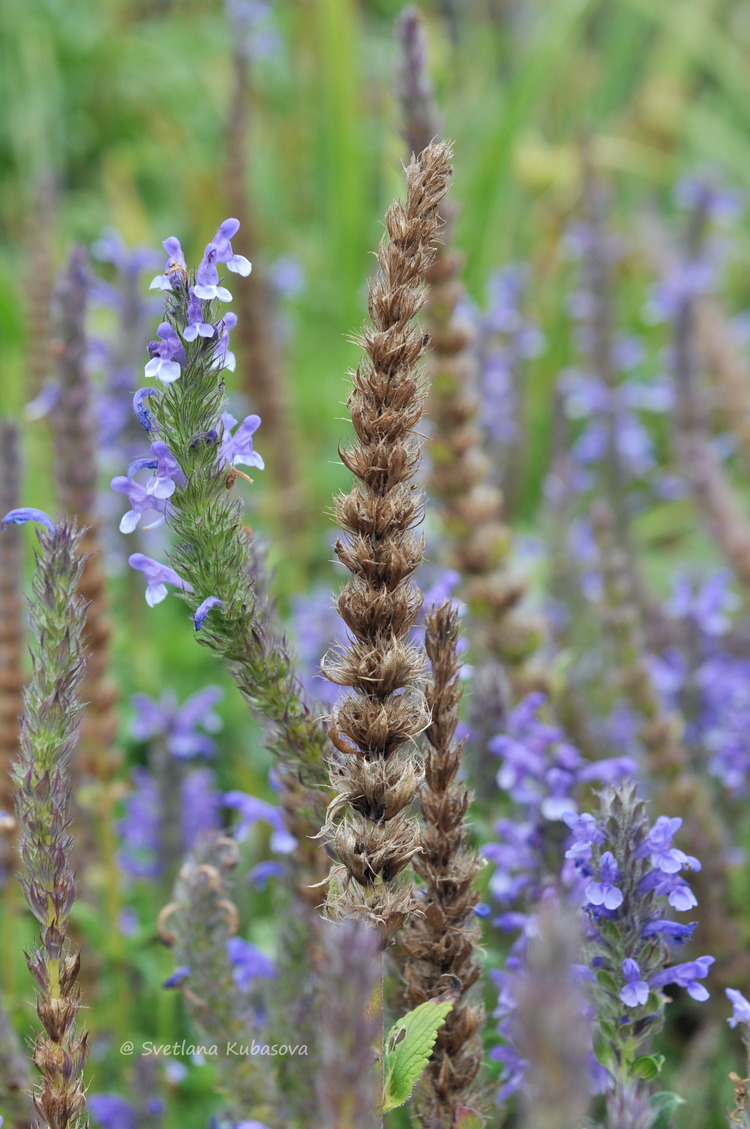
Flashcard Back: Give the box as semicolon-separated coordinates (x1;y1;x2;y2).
2;0;750;1124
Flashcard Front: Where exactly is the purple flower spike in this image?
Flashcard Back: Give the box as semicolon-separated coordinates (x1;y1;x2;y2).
585;851;624;910
128;553;193;607
620;959;650;1008
194;596;225;631
727;988;750;1027
1;507;55;533
145;322;185;384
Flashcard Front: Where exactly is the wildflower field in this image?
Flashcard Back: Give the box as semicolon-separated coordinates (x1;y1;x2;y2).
5;1;750;1127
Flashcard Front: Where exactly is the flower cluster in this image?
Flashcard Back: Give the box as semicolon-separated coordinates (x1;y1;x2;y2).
108;220;263;609
568;782;713;1085
118;688;225;880
482;694;636;1099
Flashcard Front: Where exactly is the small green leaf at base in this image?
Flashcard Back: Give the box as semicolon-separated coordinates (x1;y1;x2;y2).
649;1090;686;1129
382;998;454;1113
631;1053;665;1082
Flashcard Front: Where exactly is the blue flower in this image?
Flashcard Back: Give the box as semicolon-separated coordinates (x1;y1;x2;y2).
726;988;750;1028
88;1093;137;1129
641;919;696;945
194;596;225;631
163;966;191;989
562;811;604;860
224;790;296;853
219;412;264;470
183;290;216;342
226;936;275;988
181;768;221;848
145;322;186;384
619;959;649;1008
133;387;157;432
650;956;715;1001
585;851;624;910
130;687;223;759
1;507;55;533
214;311;238;372
111;476;169;533
149;235;188;292
636;815;700;874
128;553;193;606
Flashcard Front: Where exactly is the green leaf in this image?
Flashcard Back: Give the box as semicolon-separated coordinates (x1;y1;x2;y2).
382;999;454;1113
649;1090;686;1129
596;969;617;993
631;1054;665;1081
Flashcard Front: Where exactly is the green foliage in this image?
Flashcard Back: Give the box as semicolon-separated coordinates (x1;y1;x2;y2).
649;1089;687;1129
631;1054;666;1082
383;998;454;1112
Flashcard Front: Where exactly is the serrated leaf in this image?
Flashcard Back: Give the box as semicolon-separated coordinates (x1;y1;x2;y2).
382;999;454;1112
649;1090;685;1129
631;1053;665;1081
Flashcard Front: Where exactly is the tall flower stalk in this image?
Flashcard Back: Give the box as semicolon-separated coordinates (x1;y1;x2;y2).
159;833;275;1124
591;500;747;987
663;184;750;591
322;140;453;941
54;247;120;777
402;601;483;1126
4;511;89;1129
115;219;331;902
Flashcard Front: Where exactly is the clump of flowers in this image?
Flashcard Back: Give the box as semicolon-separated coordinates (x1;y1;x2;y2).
568;781;713;1089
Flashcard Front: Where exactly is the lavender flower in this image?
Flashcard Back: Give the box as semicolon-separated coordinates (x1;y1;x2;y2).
128;553;193;606
145;322;186;384
111;477;170;533
118;765;220;879
727;989;750;1028
227;937;275;987
224;790;296;853
130;686;223;758
573;783;712;1086
1;507;55;532
219;412;264;470
194;596;225;631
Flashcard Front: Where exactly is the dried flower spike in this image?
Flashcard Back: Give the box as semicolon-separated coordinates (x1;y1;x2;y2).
323;140;454;943
403;601;484;1126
